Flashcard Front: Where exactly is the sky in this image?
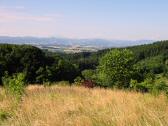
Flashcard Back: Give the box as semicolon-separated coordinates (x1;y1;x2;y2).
0;0;168;40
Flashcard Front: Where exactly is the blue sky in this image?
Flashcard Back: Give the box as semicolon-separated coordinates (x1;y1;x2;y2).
0;0;168;40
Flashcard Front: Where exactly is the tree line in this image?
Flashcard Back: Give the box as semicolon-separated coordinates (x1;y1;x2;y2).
0;41;168;94
0;44;78;85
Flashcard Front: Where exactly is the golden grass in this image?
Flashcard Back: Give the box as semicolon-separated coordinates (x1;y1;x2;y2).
1;85;168;126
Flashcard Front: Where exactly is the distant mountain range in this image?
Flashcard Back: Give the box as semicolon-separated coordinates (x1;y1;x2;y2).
0;36;154;48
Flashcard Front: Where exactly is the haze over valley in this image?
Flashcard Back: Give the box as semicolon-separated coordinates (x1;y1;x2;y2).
0;36;154;53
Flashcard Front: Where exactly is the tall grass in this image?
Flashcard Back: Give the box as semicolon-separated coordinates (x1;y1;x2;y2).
1;85;168;126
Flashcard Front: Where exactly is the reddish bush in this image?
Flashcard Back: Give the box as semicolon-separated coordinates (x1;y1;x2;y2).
82;80;95;88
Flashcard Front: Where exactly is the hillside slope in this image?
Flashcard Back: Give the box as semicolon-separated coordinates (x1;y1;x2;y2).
1;85;168;126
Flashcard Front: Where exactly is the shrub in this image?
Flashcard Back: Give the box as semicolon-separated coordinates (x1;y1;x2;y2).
130;79;138;90
131;76;168;96
151;81;168;96
81;80;95;88
0;110;9;122
74;76;83;86
82;69;96;80
2;72;26;100
136;81;150;93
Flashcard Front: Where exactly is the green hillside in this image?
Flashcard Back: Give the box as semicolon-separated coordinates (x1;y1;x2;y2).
0;41;168;93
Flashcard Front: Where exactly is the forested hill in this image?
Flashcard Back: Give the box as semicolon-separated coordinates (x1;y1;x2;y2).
0;40;168;85
64;40;168;70
0;44;78;84
83;40;168;59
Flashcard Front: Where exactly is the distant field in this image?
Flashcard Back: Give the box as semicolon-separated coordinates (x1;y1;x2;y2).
1;85;168;126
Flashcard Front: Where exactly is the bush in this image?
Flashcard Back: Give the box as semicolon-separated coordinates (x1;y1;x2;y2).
81;80;95;88
74;76;83;86
0;110;9;122
130;76;168;96
2;72;26;100
82;69;96;80
151;81;168;96
130;79;138;90
135;81;150;93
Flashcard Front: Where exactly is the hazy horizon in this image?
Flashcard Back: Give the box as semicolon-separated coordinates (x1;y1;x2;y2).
0;0;168;40
0;35;157;41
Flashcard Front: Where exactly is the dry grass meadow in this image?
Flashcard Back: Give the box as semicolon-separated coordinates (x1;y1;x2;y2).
0;85;168;126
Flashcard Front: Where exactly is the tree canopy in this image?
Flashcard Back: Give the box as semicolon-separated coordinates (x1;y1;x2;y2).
97;49;135;88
